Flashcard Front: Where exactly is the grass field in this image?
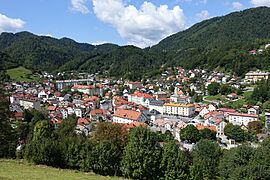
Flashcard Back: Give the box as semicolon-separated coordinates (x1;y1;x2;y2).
0;159;122;180
6;66;40;82
204;91;254;109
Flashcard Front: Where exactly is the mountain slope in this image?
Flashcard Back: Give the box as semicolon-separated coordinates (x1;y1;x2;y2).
151;7;270;74
0;32;119;71
0;7;270;79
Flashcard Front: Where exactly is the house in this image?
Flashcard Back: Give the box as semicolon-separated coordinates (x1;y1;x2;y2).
74;108;83;118
19;98;41;110
227;112;258;126
204;111;224;123
249;50;257;55
170;95;192;104
14;112;24;120
265;110;270;129
248;106;259;115
50;117;63;127
227;93;238;100
163;103;195;117
153;91;167;100
84;96;100;109
38;90;49;100
199;104;217;117
59;108;68;119
196;123;216;132
199;106;210;117
75;124;92;136
128;92;153;106
112;109;147;124
127;81;143;90
89;109;110;121
47;106;57;113
123;122;147;130
244;70;269;83
147;99;165;114
218;108;237;116
71;85;103;96
215;119;227;138
77;117;91;125
173;121;188;142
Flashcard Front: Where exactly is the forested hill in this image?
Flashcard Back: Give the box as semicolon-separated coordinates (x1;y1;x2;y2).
150;7;270;74
1;7;270;79
0;31;119;71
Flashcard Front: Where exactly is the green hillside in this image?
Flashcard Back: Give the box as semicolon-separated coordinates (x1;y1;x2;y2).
151;7;270;75
0;159;122;180
6;66;39;82
0;7;270;79
0;31;119;71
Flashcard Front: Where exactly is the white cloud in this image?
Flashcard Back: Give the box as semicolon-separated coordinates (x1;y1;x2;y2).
39;34;53;37
196;10;210;21
92;0;186;48
0;13;25;33
251;0;270;7
232;2;244;10
70;0;90;14
200;0;207;4
92;40;110;45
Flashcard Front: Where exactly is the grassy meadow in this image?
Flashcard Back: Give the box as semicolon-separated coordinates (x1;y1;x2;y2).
6;66;40;82
0;159;122;180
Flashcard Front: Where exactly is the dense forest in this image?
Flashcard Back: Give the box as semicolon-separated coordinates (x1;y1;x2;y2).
0;7;270;79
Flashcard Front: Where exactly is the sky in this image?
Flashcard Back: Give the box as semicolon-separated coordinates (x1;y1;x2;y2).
0;0;269;47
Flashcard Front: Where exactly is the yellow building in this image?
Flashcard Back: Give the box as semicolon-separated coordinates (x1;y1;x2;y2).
163;103;195;117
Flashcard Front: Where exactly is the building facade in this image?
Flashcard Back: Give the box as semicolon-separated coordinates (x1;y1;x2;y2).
227;113;258;126
113;109;147;124
163;103;195;117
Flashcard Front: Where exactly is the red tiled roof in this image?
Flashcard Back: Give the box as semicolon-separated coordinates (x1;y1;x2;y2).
122;122;147;129
196;124;216;132
128;81;142;85
228;112;258;118
130;92;153;99
114;109;142;121
14;112;23;118
90;109;108;116
218;108;237;113
47;106;57;111
72;85;95;89
77;118;91;125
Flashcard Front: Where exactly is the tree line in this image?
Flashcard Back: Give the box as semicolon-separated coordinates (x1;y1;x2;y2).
1;110;270;179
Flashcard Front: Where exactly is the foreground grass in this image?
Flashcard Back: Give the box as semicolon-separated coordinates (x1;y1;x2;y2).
6;66;39;82
0;159;121;180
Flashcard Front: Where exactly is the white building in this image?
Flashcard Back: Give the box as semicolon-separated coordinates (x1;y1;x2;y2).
74;108;83;118
147;99;165;114
199;107;210;117
248;106;259;115
227;113;258;126
163;103;195;117
127;82;143;90
128;92;153;106
71;85;103;96
59;108;68;119
38;90;49;100
19;99;41;110
113;109;147;124
216;120;227;138
244;71;269;83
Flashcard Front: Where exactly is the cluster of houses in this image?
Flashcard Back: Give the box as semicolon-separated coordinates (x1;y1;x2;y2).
5;66;270;149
